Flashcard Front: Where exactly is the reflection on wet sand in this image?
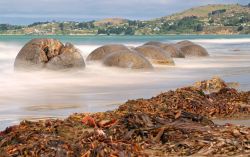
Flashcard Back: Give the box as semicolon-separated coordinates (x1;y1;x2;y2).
24;104;81;111
214;119;250;127
19;116;64;122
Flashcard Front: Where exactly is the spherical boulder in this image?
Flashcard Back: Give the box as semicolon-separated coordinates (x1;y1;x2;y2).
175;40;209;57
87;44;130;61
103;50;153;69
161;44;185;58
46;43;85;70
14;38;63;70
144;41;163;47
144;41;184;58
176;40;195;47
14;38;85;71
179;44;209;57
134;45;174;65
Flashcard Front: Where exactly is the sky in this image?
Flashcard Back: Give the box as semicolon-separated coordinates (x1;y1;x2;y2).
0;0;248;25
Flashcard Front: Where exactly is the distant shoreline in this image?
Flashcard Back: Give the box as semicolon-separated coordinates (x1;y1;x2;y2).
1;4;249;36
0;33;248;36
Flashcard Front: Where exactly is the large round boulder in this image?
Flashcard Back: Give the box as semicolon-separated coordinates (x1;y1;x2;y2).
103;50;153;69
46;43;85;70
176;40;195;47
144;41;184;58
87;44;130;61
144;41;163;47
179;44;209;57
14;38;85;71
160;44;185;58
175;40;209;57
134;45;174;65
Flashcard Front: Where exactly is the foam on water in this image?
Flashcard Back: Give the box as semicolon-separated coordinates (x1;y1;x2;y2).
192;38;250;44
0;37;250;130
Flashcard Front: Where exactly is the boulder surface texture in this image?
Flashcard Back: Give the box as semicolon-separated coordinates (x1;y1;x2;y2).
14;38;85;70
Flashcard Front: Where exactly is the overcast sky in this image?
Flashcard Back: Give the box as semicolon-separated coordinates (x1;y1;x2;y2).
0;0;248;25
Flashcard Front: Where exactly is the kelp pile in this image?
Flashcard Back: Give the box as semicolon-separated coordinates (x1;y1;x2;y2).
0;78;250;157
120;86;250;119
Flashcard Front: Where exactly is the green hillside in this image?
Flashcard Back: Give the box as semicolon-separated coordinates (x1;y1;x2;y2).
162;4;247;20
148;4;250;34
0;4;249;35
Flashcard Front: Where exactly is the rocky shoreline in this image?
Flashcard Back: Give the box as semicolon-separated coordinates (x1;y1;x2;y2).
0;78;250;156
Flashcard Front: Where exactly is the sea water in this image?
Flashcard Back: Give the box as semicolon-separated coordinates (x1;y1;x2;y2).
0;35;249;130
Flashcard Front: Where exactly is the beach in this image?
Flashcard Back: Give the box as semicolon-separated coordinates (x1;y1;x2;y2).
0;35;250;156
0;77;250;156
0;35;250;131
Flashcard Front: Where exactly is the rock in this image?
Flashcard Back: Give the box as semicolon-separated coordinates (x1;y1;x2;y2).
14;38;85;71
176;40;195;47
194;76;227;92
14;38;63;70
232;49;240;52
194;77;240;93
135;45;174;65
87;44;130;61
144;41;184;58
144;41;163;47
180;44;209;57
103;50;153;69
161;44;185;58
176;40;209;57
144;41;185;58
46;43;85;70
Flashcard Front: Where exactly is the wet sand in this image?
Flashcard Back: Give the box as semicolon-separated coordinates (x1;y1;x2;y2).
214;119;250;127
1;82;250;156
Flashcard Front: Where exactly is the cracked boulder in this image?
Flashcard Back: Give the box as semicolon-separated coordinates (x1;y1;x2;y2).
14;38;85;71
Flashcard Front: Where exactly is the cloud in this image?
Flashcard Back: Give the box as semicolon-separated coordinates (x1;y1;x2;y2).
0;0;248;24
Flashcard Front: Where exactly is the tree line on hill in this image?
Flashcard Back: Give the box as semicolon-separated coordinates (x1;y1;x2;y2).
0;4;249;35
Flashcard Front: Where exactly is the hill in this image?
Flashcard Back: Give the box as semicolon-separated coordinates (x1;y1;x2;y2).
148;4;250;34
93;18;128;27
0;4;249;35
161;4;248;20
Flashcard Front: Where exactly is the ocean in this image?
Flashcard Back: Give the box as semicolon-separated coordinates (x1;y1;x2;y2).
0;35;250;130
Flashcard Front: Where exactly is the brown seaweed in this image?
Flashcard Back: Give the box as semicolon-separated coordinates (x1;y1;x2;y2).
0;78;250;156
